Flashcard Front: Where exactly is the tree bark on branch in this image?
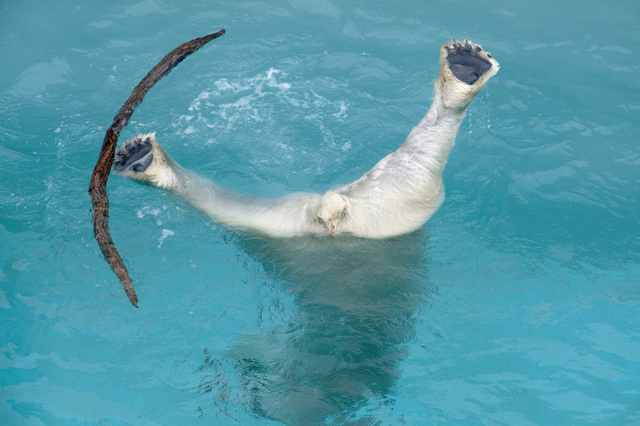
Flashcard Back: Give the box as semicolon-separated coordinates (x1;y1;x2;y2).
89;29;226;307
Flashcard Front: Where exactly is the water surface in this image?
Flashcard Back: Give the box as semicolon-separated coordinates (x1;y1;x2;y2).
1;0;639;424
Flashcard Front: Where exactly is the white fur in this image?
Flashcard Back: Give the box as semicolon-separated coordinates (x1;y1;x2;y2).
116;40;499;238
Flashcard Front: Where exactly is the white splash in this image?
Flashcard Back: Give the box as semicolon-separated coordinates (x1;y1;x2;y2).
158;229;174;248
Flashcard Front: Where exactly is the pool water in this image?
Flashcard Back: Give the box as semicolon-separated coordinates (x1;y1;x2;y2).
1;0;639;424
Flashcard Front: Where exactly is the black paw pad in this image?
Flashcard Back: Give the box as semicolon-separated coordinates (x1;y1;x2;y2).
446;49;492;85
114;137;153;173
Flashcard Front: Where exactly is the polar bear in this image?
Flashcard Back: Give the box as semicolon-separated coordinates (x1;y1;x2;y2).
114;39;499;238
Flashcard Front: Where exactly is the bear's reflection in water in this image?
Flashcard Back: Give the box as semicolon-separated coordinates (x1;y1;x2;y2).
196;228;434;424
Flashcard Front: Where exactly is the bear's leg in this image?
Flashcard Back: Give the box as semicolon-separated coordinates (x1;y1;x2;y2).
328;39;499;237
115;133;330;236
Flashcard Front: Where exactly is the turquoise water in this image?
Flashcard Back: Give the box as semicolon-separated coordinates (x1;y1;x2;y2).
2;0;639;424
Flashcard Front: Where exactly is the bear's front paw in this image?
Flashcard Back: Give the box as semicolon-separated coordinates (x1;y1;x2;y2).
114;135;154;175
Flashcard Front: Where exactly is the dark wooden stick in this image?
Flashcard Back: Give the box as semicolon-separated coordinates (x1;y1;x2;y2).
89;29;226;307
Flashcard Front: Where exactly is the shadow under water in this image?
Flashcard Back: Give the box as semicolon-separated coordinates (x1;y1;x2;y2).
196;228;435;424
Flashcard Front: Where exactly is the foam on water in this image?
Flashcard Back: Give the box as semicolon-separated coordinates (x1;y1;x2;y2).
1;0;639;424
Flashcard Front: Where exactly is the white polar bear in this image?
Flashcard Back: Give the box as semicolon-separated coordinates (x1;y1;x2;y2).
114;39;499;238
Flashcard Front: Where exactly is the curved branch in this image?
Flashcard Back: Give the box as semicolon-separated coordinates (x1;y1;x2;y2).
89;29;226;307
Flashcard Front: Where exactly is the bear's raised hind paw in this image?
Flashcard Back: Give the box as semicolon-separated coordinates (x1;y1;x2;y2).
444;40;494;85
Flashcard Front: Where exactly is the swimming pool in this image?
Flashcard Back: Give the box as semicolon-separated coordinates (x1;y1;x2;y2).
1;0;639;424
